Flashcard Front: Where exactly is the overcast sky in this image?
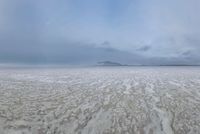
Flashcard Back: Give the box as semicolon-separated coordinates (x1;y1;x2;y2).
0;0;200;65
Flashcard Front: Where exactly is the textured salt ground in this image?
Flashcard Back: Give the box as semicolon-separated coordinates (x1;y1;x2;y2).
0;67;200;134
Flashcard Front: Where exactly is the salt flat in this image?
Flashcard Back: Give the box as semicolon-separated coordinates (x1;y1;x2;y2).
0;67;200;134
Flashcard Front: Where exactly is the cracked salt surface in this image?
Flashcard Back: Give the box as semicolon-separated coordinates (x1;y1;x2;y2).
0;67;200;134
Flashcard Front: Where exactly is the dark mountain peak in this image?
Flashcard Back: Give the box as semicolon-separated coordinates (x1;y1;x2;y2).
97;61;124;66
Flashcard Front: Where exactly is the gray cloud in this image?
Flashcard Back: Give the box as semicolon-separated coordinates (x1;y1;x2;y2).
137;45;151;52
0;39;146;65
0;0;200;65
182;50;192;57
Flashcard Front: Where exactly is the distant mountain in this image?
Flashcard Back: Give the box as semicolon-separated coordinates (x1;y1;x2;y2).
97;61;125;66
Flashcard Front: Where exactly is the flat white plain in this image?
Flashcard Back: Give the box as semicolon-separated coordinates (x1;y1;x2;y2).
0;67;200;134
